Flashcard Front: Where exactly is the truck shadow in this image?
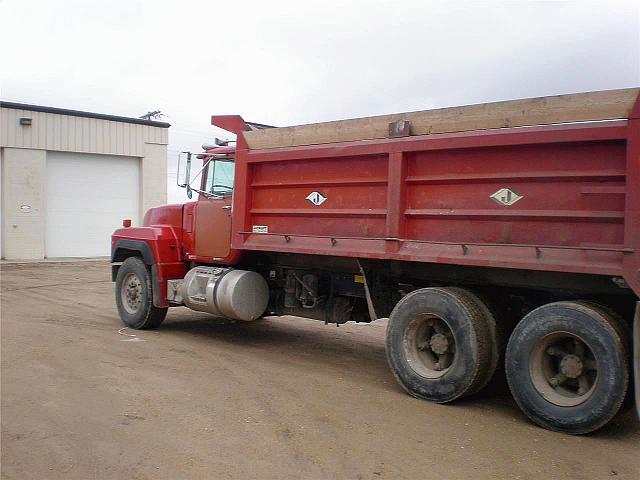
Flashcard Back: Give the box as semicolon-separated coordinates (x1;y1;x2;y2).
160;313;390;375
159;311;639;438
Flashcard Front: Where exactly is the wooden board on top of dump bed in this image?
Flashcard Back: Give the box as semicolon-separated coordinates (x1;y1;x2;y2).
242;88;640;150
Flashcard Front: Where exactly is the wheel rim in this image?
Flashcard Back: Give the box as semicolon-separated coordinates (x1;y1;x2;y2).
121;272;143;314
403;314;456;379
529;332;598;407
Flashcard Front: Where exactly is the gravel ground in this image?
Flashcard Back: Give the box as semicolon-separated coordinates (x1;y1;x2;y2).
1;261;638;480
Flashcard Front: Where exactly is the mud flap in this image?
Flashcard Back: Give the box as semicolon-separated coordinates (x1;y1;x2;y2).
634;302;639;420
151;264;162;308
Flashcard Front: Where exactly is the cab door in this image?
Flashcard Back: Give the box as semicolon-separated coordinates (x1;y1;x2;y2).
194;158;234;260
194;196;231;259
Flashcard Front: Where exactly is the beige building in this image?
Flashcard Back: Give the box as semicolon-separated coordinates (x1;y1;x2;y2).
0;102;169;259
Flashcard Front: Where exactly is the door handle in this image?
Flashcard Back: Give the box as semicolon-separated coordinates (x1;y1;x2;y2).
222;205;232;210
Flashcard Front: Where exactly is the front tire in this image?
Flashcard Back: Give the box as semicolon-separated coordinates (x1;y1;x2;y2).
505;301;630;434
386;287;498;403
115;256;167;329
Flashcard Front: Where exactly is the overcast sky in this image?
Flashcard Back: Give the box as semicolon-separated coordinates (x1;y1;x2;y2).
1;0;639;203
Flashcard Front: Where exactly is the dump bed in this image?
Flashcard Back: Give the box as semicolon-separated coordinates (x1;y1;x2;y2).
214;88;640;296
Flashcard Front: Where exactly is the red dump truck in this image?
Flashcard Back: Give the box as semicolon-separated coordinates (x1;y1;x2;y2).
112;88;640;434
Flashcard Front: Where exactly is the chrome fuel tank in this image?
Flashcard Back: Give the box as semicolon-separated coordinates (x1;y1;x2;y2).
176;266;268;321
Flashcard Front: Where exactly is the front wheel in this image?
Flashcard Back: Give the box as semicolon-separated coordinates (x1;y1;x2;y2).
115;257;167;329
505;301;630;434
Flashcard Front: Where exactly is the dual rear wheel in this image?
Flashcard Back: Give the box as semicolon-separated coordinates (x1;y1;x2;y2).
386;289;631;434
386;287;500;403
505;301;630;434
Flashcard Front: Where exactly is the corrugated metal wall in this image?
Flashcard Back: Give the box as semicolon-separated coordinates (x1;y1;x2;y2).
0;107;168;155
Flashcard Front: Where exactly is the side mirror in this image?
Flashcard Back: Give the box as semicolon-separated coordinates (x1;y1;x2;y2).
185;153;192;187
176;152;192;188
177;152;194;199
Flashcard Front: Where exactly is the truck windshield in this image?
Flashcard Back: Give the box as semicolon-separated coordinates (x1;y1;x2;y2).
204;159;234;196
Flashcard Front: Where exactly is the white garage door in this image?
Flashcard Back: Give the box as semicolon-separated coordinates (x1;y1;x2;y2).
46;152;140;258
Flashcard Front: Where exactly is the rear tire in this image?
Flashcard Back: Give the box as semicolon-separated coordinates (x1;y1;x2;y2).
385;287;497;403
447;288;503;396
505;301;630;434
115;257;167;329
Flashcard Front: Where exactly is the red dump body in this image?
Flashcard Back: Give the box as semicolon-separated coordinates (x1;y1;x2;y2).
216;92;640;297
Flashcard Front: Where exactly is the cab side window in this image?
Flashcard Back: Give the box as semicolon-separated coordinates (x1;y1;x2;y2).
205;160;234;196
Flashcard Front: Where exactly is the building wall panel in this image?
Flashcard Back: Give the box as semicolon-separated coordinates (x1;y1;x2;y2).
0;107;168;156
1;148;46;259
141;143;168;214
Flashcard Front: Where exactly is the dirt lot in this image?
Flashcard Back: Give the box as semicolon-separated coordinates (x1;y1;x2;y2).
1;261;638;479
